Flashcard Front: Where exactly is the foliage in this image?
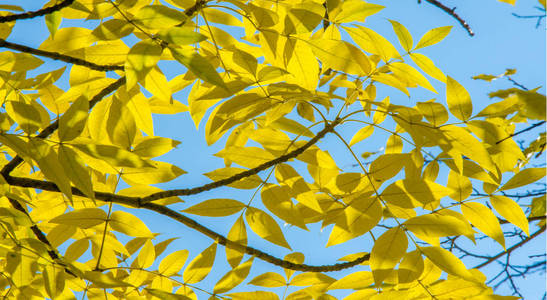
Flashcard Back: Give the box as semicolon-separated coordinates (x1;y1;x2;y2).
0;0;544;299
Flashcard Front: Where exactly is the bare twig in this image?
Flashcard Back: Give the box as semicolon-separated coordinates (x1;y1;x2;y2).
420;0;474;36
496;121;546;144
0;0;74;23
474;226;546;269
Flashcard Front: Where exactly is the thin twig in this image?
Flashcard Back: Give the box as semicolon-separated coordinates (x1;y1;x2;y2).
0;0;74;23
474;226;546;269
420;0;474;36
496;121;546;144
0;39;124;72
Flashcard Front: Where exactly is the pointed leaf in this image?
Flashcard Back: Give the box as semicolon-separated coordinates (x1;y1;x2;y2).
246;207;291;249
183;243;217;284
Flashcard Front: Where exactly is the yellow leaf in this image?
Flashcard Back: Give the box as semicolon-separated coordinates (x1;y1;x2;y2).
137;240;156;269
446;76;472;121
58;145;94;199
404;214;474;238
142;66;173;103
134;5;186;29
420;246;474;281
133;137;180;159
109;211;154;238
261;184;307;230
327;196;382;247
227;291;279;300
43;264;65;298
40;27;95;52
246;207;291;249
332;1;384;23
462;202;505;248
183;243;217;284
125;39;163;90
309;39;370;76
490;195;529;235
389;19;413;52
344;25;400;62
447;170;472;201
500;167;546;190
214;257;254;294
389;62;436;93
215;146;275;168
6;101;42;134
157;27;207;45
414;26;452;50
50;208;106;229
370;153;408;181
416;100;448;126
122;161;186;185
226;216;247;268
398;250;425;283
182;199;245;217
92;19;133;41
204;167;263;190
349;125;374;146
58;95;88;142
106;97;136;148
82;271;130;288
248;272;286;288
327;271;373;290
370;227;408;283
283;38;319;90
159;250;189;276
127;93;154;136
290;272;335;286
382;179;451;208
439;125;496;174
410;53;446;82
170;46;225;88
72;142;152;168
28;138;72;199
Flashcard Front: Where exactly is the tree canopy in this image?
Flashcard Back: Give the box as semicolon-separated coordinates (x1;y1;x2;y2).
0;0;544;299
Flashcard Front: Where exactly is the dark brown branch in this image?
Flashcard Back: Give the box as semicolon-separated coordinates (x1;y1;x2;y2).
142;118;342;202
496;121;546;144
1;77;126;177
4;174;369;272
420;0;474;36
0;0;74;23
474;226;546;269
0;39;124;72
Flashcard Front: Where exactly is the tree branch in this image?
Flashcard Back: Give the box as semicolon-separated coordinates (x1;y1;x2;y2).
4;174;370;272
474;226;546;269
496;121;546;144
419;0;474;36
0;39;124;72
0;0;74;23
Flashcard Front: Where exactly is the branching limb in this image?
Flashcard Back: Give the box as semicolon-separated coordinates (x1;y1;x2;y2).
0;39;124;72
0;0;74;23
474;226;546;269
419;0;474;36
4;175;370;272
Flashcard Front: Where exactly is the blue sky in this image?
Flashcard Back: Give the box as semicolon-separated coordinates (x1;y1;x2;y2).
3;0;546;299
